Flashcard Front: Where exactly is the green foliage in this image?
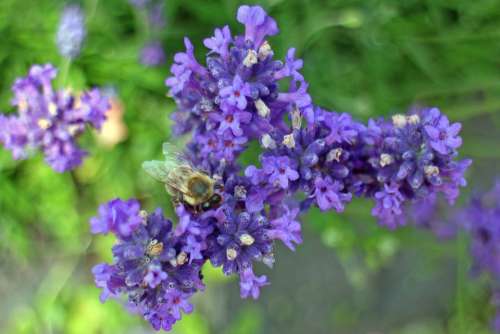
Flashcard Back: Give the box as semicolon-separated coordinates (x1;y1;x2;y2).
0;0;498;333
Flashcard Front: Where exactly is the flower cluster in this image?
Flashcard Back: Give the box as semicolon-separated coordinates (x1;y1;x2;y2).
0;64;109;172
130;0;166;67
91;4;471;331
166;4;312;162
248;105;471;229
56;5;86;59
352;107;472;228
460;181;500;280
91;199;204;331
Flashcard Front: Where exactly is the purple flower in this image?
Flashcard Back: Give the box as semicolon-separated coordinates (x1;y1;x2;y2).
207;203;273;275
79;88;110;129
140;41;166;67
260;156;299;189
239;267;269;299
321;112;359;145
274;48;303;80
210;106;252;136
236;5;278;47
91;201;205;331
90;198;143;238
372;184;405;229
267;207;302;251
0;115;29;159
203;26;232;59
144;264;168;288
424;108;462;155
92;263;117;303
219;75;251;110
0;64;109;172
313;176;352;212
56;5;86;59
164;290;194;320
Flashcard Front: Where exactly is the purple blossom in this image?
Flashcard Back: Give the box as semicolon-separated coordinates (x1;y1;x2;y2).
259;156;299;189
219;75;251;110
372;184;405;229
140;41;166;67
236;5;278;47
0;64;109;172
91;201;205;331
274;48;303;80
144;264;168;288
210;106;252;136
90;198;143;238
203;26;232;59
267;207;302;251
424;108;462;155
313;176;352;212
239;267;269;299
56;5;86;59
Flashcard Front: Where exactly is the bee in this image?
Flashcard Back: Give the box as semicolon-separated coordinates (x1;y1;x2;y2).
142;143;223;213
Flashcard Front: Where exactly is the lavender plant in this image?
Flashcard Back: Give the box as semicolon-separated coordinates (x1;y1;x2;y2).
130;0;166;67
0;64;109;172
56;5;86;59
90;4;471;331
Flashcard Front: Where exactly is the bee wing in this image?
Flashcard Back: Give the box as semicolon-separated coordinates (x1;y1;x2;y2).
162;142;194;168
142;160;171;183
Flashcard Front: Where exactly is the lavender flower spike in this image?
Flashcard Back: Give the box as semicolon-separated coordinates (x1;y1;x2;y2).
0;64;110;172
56;5;86;59
90;201;205;331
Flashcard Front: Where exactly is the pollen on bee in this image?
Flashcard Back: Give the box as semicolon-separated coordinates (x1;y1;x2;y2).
37;118;52;130
255;99;270;118
226;248;238;261
243;49;258;67
239;233;255;246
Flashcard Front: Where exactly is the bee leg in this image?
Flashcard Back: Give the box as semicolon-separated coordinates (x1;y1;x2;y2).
214;183;224;191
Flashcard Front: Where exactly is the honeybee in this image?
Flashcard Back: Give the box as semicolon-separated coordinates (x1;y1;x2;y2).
143;143;223;213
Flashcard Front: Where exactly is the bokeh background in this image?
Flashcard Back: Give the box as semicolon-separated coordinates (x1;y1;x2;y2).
1;0;499;333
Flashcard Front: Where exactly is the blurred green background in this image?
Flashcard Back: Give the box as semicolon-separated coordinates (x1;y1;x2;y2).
1;0;499;333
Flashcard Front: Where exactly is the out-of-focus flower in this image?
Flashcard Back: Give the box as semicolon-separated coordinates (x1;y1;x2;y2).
0;64;109;172
95;98;128;148
140;41;166;67
56;5;86;59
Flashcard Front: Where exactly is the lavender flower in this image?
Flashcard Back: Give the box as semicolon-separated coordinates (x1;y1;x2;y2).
91;201;204;331
0;64;109;172
352;107;471;228
90;198;143;238
56;5;86;59
166;5;312;165
140;41;166;67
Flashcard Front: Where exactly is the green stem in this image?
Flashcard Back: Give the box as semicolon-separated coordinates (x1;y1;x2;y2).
59;57;71;87
456;232;467;333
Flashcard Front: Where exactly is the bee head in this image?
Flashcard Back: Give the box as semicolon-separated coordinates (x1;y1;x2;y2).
201;194;223;211
210;193;222;206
